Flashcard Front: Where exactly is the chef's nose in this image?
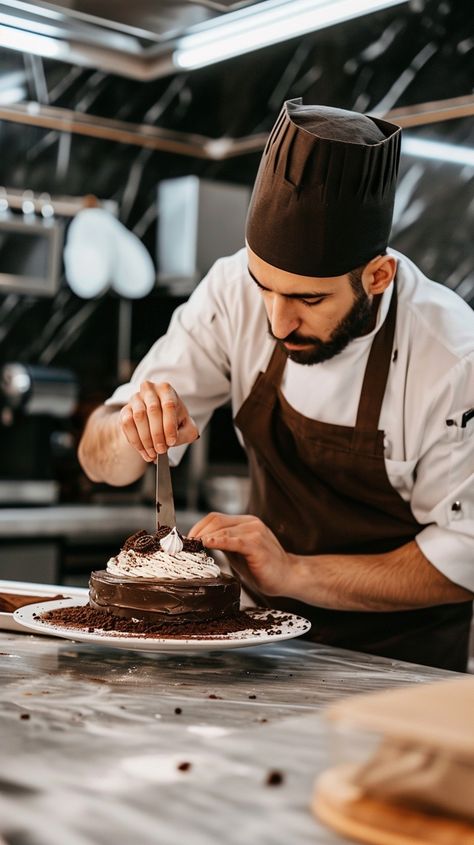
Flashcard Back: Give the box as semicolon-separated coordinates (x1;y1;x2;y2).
269;294;300;339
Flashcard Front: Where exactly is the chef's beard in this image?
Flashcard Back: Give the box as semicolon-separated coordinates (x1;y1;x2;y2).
269;280;374;365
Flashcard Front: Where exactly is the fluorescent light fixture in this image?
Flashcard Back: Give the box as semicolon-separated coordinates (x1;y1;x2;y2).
174;0;408;69
0;85;25;105
402;137;474;167
0;11;61;39
0;24;62;59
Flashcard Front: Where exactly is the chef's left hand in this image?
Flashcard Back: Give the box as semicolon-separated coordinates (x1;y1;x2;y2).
188;513;293;597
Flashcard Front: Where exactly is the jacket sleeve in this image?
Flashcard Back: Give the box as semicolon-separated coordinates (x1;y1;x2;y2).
413;353;474;592
105;256;235;465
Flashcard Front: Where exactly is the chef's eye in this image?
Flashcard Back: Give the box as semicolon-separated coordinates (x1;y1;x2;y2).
301;297;324;307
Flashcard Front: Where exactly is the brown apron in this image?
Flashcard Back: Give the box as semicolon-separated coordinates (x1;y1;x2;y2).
234;283;472;671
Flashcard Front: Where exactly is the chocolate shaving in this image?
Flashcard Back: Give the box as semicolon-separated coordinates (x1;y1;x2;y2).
122;528;204;555
132;533;157;552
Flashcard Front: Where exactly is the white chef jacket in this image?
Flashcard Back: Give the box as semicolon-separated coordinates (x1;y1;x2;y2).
106;248;474;592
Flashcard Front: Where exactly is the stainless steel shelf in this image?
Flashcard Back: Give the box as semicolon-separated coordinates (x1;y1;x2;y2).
0;504;205;541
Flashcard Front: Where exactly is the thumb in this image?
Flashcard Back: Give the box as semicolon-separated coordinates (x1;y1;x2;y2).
177;413;199;444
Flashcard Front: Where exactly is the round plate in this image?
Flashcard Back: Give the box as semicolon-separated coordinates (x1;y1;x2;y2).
13;597;311;652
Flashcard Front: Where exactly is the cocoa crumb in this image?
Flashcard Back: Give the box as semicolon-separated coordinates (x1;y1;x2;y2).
208;694;223;700
37;605;275;639
266;770;284;786
174;707;182;715
20;713;30;720
177;761;191;772
248;694;257;700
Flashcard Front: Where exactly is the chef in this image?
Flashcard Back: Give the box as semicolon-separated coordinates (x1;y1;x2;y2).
79;99;474;671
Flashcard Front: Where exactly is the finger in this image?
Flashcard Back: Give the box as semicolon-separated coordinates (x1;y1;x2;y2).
188;512;226;539
129;395;156;460
120;405;153;463
189;513;255;539
200;527;261;554
156;383;179;448
140;383;166;454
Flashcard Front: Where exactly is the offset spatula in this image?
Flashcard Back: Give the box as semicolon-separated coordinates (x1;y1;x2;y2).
156;451;176;530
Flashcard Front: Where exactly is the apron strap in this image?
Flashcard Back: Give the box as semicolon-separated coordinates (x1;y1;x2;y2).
354;280;398;441
265;342;287;385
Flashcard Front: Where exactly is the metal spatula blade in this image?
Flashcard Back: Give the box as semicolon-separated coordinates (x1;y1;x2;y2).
156;451;176;530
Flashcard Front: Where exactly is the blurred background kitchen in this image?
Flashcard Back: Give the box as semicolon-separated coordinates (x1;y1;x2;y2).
0;0;472;587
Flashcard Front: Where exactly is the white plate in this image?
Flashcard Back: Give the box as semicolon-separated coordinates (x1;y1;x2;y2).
0;581;88;633
13;597;311;652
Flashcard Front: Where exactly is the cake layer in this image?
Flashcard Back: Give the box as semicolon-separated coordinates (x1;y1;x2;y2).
89;569;240;621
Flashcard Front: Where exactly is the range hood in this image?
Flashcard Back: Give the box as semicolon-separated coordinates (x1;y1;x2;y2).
0;0;409;79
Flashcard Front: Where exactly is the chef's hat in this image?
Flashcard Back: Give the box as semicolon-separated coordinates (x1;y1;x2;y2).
246;98;401;277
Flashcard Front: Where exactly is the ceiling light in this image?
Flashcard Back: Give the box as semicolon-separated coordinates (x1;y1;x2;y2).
402;137;474;167
0;85;25;105
173;0;408;69
0;24;62;59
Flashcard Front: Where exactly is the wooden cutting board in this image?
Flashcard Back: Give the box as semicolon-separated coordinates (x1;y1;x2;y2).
313;766;474;845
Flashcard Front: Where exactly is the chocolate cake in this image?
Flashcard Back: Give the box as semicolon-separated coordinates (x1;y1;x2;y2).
33;527;299;640
89;527;240;624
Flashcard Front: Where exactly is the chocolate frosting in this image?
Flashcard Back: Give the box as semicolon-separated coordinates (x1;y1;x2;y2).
89;570;240;621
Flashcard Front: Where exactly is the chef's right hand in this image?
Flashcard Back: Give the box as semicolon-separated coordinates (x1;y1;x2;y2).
119;381;199;462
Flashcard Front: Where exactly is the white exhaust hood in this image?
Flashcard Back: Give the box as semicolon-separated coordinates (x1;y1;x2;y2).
0;0;409;79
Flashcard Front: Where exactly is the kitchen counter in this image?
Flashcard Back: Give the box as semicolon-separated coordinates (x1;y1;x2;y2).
0;631;458;845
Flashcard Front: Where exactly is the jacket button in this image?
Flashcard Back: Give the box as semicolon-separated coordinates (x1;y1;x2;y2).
451;501;462;512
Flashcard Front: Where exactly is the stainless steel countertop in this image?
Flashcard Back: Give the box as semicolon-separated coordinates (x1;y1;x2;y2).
0;631;457;845
0;505;204;540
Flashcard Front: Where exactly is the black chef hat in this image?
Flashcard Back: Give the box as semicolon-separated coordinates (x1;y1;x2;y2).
245;98;402;277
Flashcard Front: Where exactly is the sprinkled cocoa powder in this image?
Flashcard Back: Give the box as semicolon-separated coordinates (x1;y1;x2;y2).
34;604;290;639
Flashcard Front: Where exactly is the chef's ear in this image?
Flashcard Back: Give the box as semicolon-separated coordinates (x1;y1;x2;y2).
362;254;397;295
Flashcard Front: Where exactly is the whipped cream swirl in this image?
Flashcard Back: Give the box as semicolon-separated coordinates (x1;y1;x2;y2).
160;527;183;555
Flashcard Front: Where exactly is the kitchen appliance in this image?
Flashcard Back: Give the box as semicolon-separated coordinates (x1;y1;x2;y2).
0;363;78;504
157;176;250;292
202;474;251;515
0;211;64;297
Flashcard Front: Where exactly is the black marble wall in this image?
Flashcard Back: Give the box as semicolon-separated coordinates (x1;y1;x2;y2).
0;0;472;490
